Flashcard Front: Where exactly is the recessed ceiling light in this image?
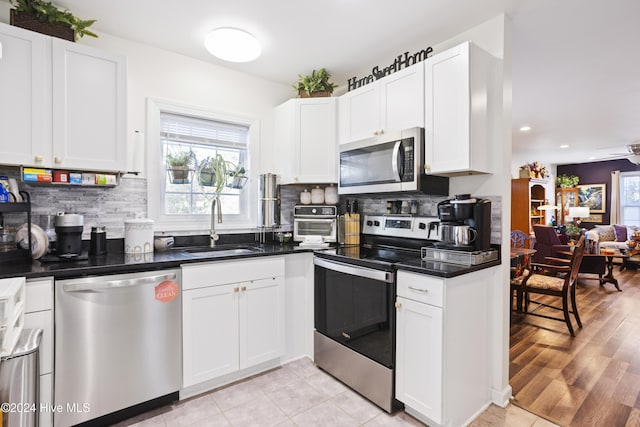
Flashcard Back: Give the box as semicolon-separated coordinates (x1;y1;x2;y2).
205;28;261;63
588;156;596;160
560;144;569;149
519;126;531;132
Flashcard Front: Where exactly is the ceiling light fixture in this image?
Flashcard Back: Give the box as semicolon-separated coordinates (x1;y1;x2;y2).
204;27;261;63
519;126;531;132
559;144;569;149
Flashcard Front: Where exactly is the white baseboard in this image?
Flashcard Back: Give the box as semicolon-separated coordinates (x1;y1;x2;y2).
492;384;513;408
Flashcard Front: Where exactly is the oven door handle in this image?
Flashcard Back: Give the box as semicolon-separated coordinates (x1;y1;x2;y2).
314;257;394;283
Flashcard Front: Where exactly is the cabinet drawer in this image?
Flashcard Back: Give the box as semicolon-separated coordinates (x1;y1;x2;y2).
26;278;53;312
182;256;285;290
397;271;443;307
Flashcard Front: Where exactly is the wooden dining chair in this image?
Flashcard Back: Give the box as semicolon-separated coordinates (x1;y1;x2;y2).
521;236;586;337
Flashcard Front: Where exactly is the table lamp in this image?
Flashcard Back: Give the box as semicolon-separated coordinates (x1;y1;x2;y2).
568;207;590;227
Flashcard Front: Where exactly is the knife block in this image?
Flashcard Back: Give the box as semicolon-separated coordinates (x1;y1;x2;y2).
344;214;360;246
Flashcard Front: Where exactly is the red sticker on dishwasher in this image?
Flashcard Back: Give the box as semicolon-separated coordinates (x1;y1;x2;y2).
155;281;178;302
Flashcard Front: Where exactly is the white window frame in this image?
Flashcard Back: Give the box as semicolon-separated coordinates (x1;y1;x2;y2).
147;98;260;233
620;171;640;227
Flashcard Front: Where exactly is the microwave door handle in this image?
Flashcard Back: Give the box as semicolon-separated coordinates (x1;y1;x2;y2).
391;141;402;182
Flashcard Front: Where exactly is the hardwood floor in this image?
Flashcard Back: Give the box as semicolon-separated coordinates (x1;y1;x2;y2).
510;267;640;426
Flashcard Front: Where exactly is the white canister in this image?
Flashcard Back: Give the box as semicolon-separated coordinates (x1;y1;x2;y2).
300;189;312;205
324;184;338;205
124;219;154;254
311;186;324;204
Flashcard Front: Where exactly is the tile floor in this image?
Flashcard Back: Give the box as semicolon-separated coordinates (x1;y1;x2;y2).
116;358;556;427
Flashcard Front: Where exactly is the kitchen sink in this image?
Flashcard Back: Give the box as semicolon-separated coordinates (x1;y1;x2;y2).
179;245;264;258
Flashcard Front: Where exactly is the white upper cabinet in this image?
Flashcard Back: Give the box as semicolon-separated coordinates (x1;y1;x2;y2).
424;41;495;176
0;24;50;166
0;23;127;172
51;39;127;172
273;97;337;184
338;64;424;144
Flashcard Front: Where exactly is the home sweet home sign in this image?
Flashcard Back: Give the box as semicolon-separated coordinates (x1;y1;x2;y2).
347;46;433;92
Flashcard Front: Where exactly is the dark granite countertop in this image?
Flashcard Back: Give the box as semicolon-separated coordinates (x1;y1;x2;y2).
0;243;312;280
395;258;501;278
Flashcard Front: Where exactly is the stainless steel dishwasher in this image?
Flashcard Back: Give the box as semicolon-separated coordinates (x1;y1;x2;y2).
55;269;181;426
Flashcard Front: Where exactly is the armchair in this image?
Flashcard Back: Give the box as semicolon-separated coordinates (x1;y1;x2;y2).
532;225;570;264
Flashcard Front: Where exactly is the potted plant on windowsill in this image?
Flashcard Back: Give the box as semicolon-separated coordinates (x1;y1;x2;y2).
226;165;248;189
166;150;195;184
10;0;98;42
198;155;230;193
293;68;338;98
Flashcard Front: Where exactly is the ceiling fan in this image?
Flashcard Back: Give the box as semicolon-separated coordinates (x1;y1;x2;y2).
609;144;640;164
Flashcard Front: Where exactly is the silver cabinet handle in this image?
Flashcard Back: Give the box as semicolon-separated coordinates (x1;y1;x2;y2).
63;272;177;293
408;286;429;293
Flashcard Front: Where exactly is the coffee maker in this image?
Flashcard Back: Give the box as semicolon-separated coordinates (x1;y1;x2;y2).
435;194;491;252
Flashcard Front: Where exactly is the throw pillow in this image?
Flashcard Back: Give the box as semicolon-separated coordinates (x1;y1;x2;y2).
628;225;640;240
595;225;616;242
613;224;627;242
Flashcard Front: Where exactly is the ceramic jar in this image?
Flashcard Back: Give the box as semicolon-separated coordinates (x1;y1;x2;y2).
124;219;154;254
300;189;312;205
324;184;338;205
311;186;324;204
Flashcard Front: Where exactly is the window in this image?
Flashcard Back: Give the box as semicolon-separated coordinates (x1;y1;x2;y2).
146;98;258;232
620;171;640;226
160;113;248;218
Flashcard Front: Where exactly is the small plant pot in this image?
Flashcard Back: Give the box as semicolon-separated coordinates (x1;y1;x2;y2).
168;166;191;184
10;9;76;42
227;176;248;189
198;170;216;187
298;90;331;98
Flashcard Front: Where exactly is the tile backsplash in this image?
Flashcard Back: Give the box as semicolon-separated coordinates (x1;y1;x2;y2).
0;167;147;239
1;166;502;244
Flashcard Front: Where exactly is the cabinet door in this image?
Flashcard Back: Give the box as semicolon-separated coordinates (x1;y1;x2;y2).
182;284;239;387
424;43;470;174
338;84;380;143
0;23;51;166
395;296;443;424
39;373;53;427
52;39;127;172
380;64;424;133
240;277;284;369
294;98;337;183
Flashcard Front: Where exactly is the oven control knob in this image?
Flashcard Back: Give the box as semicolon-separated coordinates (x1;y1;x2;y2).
374;221;380;227
418;222;426;230
366;220;373;226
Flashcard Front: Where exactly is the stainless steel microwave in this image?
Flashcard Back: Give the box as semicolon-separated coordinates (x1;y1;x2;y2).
338;127;448;195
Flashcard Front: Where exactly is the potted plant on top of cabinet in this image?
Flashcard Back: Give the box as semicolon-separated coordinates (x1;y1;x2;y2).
166;150;195;184
293;68;338;98
9;0;98;41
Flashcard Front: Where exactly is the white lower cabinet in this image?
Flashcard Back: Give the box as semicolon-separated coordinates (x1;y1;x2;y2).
395;269;494;427
181;257;285;390
395;295;443;423
24;277;53;427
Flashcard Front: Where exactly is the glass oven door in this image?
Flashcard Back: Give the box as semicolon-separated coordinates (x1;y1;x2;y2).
313;257;395;368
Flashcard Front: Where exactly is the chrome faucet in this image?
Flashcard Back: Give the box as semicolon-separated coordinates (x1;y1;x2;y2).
210;196;222;247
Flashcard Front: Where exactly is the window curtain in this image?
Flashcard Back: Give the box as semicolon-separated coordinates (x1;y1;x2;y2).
610;170;620;224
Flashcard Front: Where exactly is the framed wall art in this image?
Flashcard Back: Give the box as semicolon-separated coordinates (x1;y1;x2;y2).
577;184;606;213
581;214;603;223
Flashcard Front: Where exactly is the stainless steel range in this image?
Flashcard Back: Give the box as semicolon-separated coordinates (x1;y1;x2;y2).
313;214;439;412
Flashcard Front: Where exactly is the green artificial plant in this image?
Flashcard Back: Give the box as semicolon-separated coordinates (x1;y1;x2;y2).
10;0;98;39
293;68;338;97
556;174;579;188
